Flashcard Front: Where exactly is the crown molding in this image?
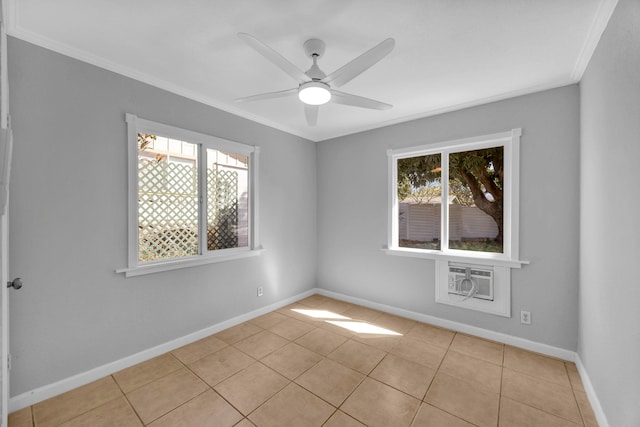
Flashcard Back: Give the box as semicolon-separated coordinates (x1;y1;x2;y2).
571;0;619;80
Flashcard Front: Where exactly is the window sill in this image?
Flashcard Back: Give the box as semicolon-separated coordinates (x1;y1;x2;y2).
383;246;528;269
116;247;265;277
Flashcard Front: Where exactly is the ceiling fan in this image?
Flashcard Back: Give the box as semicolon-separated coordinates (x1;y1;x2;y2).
235;33;395;126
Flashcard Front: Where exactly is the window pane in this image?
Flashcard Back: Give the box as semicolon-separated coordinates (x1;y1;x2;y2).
137;133;199;262
207;149;249;251
448;147;503;253
397;154;442;250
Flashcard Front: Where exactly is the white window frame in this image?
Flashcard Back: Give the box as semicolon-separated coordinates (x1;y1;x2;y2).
385;128;527;269
117;114;263;277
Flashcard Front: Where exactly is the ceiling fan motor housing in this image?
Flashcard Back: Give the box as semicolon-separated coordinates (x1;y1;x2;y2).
303;38;326;58
303;39;327;80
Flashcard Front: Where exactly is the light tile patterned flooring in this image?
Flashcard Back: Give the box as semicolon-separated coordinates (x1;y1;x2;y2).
9;295;598;426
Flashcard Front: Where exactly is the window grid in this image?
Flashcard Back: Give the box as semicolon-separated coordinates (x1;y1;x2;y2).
387;129;521;265
120;114;260;277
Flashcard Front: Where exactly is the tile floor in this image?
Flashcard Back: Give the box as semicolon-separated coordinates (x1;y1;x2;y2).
8;295;598;426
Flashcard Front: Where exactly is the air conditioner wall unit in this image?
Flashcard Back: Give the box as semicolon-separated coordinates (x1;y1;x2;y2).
447;263;494;301
435;260;510;317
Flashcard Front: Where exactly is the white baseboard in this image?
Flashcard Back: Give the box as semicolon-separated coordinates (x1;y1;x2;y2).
315;288;577;362
8;288;316;413
10;287;592;415
575;354;610;427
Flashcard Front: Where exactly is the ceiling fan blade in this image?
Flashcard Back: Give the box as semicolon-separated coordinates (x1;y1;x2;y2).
323;38;395;88
331;90;392;110
235;88;297;103
238;33;309;83
304;105;319;126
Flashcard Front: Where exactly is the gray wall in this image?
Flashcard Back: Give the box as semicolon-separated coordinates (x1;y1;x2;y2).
7;38;317;396
12;15;625;410
579;0;640;425
317;85;580;350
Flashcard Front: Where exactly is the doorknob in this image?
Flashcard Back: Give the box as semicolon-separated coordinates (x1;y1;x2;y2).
7;278;22;290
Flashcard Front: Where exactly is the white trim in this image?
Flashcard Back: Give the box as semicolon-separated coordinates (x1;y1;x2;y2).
0;2;8;130
8;287;587;413
3;0;586;143
125;114;255;156
0;214;8;427
390;129;519;158
313;81;574;143
0;9;581;144
8;288;316;413
387;128;522;264
383;248;529;269
441;152;450;248
3;8;313;142
315;288;576;361
249;147;260;250
571;0;619;81
121;114;261;276
507;128;521;260
575;354;611;427
125;115;138;268
387;149;396;249
197;143;207;254
1;5;10;426
116;247;264;277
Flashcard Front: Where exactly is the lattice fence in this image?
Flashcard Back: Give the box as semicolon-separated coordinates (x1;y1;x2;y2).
207;169;239;250
138;159;199;262
138;160;240;262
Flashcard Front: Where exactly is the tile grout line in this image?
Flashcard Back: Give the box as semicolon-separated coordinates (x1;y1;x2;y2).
496;340;506;427
564;362;588;427
145;350;234;425
179;345;255;422
22;295;596;427
239;311;336;423
241;306;363;424
206;315;286;417
501;363;588;425
288;351;364;419
282;318;373;425
49;391;131;427
416;331;482;427
324;315;406;424
110;372;148;426
218;307;340;424
111;352;185;396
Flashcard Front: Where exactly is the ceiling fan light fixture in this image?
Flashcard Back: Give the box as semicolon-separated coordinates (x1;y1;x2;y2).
298;81;331;105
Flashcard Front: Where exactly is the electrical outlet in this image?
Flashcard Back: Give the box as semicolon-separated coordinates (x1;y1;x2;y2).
257;287;263;297
520;310;531;325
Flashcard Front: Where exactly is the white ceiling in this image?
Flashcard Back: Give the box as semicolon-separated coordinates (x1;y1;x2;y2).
4;0;617;142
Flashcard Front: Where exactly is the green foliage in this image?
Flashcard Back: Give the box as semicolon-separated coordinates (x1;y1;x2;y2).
397;176;412;201
397;147;505;242
138;133;156;150
400;239;502;253
408;183;441;204
449;147;503;199
397;154;441;188
448;239;502;253
449;178;474;206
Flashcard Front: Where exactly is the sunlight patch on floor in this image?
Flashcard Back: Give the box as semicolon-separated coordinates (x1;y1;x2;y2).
291;308;402;335
326;320;402;335
291;309;351;320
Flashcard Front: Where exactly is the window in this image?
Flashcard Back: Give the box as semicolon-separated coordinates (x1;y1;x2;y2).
387;129;524;267
118;114;261;277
